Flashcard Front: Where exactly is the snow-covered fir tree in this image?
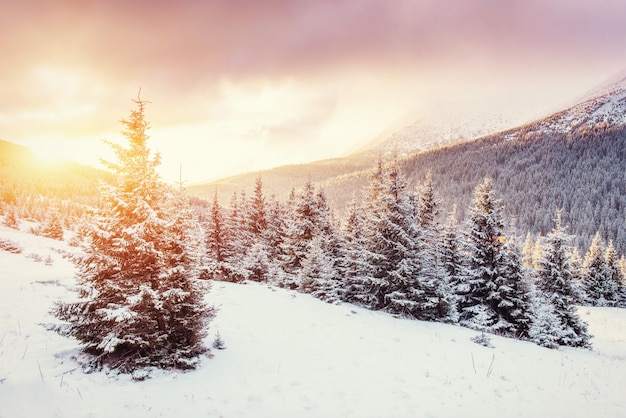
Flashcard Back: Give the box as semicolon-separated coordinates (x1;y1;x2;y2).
340;200;379;308
221;191;252;282
535;211;591;348
361;160;421;317
494;238;534;338
248;176;267;236
239;239;275;282
604;241;626;307
41;209;64;240
414;173;457;322
203;191;229;280
278;180;317;287
582;232;620;306
278;178;342;292
52;96;214;373
440;206;465;323
237;176;276;282
298;234;341;302
3;205;19;229
262;196;288;282
458;178;533;337
528;295;561;349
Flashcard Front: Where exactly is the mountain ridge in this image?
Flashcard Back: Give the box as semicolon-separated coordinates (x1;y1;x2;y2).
188;72;626;253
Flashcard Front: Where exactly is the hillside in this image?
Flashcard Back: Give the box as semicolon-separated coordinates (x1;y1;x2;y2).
362;107;523;157
0;139;110;209
187;156;372;204
1;224;625;417
319;124;626;253
189;76;626;253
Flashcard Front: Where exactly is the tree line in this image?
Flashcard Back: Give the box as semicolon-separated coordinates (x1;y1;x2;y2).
205;161;626;350
5;98;624;375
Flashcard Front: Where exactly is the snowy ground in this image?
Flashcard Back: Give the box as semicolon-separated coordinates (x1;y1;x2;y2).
1;224;625;418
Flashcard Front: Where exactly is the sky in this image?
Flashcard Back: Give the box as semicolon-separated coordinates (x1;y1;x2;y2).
2;0;626;184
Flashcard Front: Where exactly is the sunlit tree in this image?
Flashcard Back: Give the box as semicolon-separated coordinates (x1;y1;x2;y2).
52;95;214;373
41;209;64;240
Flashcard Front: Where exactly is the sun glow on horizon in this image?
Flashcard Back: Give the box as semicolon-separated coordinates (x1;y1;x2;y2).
24;136;110;169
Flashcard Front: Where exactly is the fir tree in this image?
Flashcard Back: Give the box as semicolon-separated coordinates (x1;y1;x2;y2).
458;178;504;330
298;235;340;302
361;160;420;317
52;96;214;373
248;176;267;236
535;211;591;348
41;210;64;240
3;205;19;229
222;191;250;282
440;206;464;322
528;295;560;349
278;178;320;288
605;241;626;307
414;174;456;322
494;238;534;338
459;178;533;336
204;191;229;280
582;232;619;306
340;201;379;308
262;196;288;281
240;240;274;282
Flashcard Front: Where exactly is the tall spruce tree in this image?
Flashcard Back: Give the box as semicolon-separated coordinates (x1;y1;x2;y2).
582;232;619;306
361;160;420;317
52;96;213;373
459;178;533;336
440;206;465;323
278;178;320;288
458;178;504;330
605;241;626;307
535;211;591;348
41;209;64;240
222;191;252;282
238;176;275;282
204;191;229;280
340;201;379;307
414;173;456;322
300;188;343;301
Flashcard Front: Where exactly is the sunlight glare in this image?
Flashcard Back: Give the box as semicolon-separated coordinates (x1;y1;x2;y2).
27;136;107;168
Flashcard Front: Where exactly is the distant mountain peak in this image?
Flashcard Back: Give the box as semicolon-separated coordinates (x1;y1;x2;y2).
362;108;522;158
504;70;626;141
363;70;626;156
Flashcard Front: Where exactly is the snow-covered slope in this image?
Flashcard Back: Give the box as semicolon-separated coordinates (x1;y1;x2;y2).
504;73;626;140
1;225;626;417
366;109;519;157
368;72;626;155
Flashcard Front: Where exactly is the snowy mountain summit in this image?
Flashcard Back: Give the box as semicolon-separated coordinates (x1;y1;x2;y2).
368;108;520;157
370;71;626;155
505;72;626;140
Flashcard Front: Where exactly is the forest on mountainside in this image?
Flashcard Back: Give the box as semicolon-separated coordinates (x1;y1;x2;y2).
190;124;626;254
296;125;623;254
187;155;374;204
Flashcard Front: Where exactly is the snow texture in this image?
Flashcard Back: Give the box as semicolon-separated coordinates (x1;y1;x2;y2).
1;224;626;417
505;73;626;141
